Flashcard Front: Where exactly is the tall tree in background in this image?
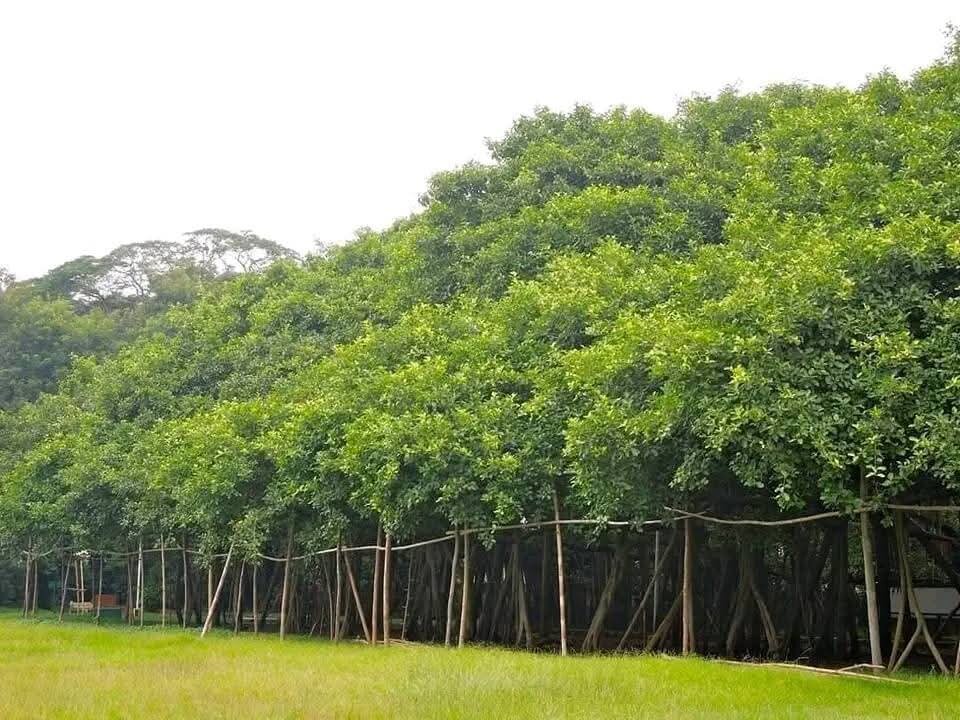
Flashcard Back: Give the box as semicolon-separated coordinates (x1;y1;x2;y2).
0;233;296;410
0;267;12;294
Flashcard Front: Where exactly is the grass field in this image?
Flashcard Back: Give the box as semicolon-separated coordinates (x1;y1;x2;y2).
1;611;958;719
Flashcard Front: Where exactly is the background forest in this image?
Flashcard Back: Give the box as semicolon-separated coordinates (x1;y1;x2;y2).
3;36;960;662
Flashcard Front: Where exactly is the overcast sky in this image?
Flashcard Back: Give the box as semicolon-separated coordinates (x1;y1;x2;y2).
1;1;958;280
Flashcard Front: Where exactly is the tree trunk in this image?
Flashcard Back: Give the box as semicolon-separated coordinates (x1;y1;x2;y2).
887;519;908;672
160;536;167;628
445;528;461;646
859;471;882;668
371;524;383;644
400;551;416;641
96;554;104;623
475;543;503;640
458;531;472;648
382;533;393;645
344;553;371;642
782;527;827;656
873;518;892;658
320;555;336;640
892;512;948;673
582;535;627;652
725;547;751;656
486;546;512;642
539;532;550;636
618;529;679;651
126;552;134;624
137;538;144;627
911;523;960;594
201;544;234;637
258;560;280;631
816;521;848;658
334;541;343;641
280;526;294;640
234;562;245;633
652;531;661;633
182;537;190;628
515;544;533;649
747;553;780;656
426;547;442;640
553;489;568;657
32;557;39;616
58;555;70;622
252;563;259;634
833;521;849;657
22;549;31;617
682;519;695;654
645;591;682;652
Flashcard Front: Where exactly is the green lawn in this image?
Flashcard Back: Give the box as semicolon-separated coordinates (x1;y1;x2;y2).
1;611;957;719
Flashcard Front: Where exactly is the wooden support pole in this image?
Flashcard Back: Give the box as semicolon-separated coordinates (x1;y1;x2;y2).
160;536;167;628
515;541;533;649
22;548;31;617
582;536;627;653
893;512;948;673
207;564;213;620
458;530;472;648
344;553;371;643
400;550;415;641
280;526;294;640
382;533;393;646
874;516;892;658
96;554;104;624
319;555;333;638
892;625;923;673
646;591;682;652
859;471;882;668
954;630;960;676
445;527;461;647
32;557;38;616
887;524;908;672
618;528;679;651
126;552;133;624
337;582;352;641
539;532;549;636
58;556;70;622
682;518;695;654
371;523;382;644
334;540;343;642
252;563;259;634
201;544;234;637
137;537;144;627
553;489;568;656
652;530;660;633
182;537;190;629
234;562;245;634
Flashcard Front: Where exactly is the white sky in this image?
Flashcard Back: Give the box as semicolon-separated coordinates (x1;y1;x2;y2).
1;1;958;280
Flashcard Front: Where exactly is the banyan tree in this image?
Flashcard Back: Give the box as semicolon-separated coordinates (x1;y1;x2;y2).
5;35;960;676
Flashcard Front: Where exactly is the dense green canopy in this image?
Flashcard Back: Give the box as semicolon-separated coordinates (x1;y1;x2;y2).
3;39;960;559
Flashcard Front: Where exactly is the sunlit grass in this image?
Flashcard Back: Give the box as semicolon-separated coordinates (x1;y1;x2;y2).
0;610;957;719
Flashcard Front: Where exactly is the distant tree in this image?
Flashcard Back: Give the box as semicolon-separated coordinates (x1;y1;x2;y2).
33;233;296;310
182;228;299;276
0;267;13;293
99;241;185;298
32;255;108;306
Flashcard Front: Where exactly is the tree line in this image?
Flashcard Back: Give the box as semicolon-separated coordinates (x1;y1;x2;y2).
2;38;960;663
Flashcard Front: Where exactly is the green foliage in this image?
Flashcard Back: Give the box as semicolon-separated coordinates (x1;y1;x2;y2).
4;38;960;555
